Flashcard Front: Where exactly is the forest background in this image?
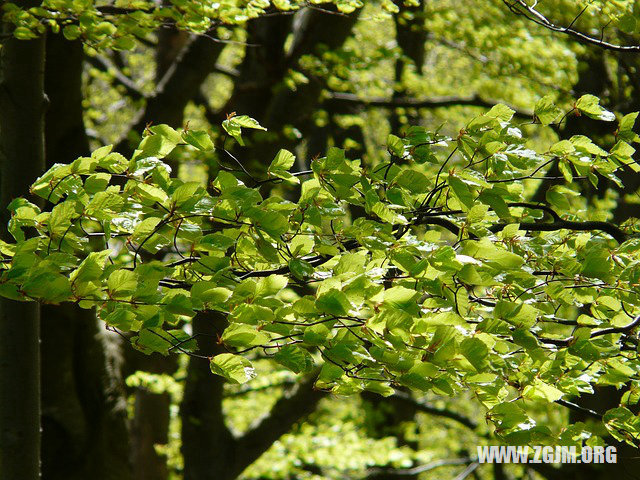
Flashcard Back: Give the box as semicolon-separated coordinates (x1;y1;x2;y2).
3;1;640;480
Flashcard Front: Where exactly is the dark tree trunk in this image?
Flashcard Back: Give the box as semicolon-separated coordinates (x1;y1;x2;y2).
116;34;225;158
41;33;133;480
221;6;359;176
181;313;236;480
125;351;178;480
123;24;188;479
362;391;420;480
0;17;46;480
40;305;132;480
389;0;426;134
180;313;325;480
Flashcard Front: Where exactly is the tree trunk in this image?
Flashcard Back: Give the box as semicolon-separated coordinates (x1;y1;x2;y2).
0;18;46;480
123;23;187;479
389;0;426;135
181;313;236;480
126;351;178;480
41;33;133;480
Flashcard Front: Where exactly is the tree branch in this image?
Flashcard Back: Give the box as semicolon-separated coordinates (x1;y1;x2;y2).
389;390;479;430
115;32;225;154
490;218;628;244
556;399;602;420
367;457;474;478
324;92;532;119
504;0;640;52
537;314;640;348
85;54;147;101
232;374;325;478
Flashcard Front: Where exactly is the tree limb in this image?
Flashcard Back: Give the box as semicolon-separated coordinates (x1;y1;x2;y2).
389;390;479;430
504;0;640;52
537;314;640;348
490;218;628;244
324;92;532;119
115;32;225;154
85;54;147;100
231;374;325;478
367;457;474;478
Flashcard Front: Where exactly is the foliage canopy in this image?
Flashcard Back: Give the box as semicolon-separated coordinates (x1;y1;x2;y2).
3;96;640;449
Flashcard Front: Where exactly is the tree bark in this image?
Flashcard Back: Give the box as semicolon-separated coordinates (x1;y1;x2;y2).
41;33;133;480
181;313;236;480
122;24;187;479
125;351;177;480
389;0;426;134
0;18;46;480
116;34;225;158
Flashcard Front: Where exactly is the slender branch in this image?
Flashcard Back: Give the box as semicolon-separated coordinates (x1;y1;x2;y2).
454;462;479;480
325;92;532;119
556;399;602;419
389;390;479;430
85;54;147;100
490;218;628;244
537;314;640;347
504;0;640;52
367;457;474;477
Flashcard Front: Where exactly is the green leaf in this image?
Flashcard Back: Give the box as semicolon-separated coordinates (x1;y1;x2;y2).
183;130;214;151
581;247;612;279
107;270;138;298
618;112;640;143
460;337;489;371
133;329;171;355
397;362;439;391
463;239;524;269
447;174;474;210
387;134;404;157
22;273;72;303
303;323;331;346
71;250;111;284
269;149;296;171
132;217;162;244
191;282;232;307
274;345;314;373
523;379;564;402
316;289;351;316
136;183;169;204
48;202;76;236
230;115;266;130
210;353;257;384
534;95;561;125
255;275;288;297
222;115;266;145
489;403;530;430
383;286;419;312
576;94;615;122
171;182;202;207
289;258;314;279
222;323;269;347
395;170;430;194
486;103;515;122
132;125;181;160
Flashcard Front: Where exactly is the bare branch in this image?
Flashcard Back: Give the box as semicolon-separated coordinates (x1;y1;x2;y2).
504;0;640;52
232;374;325;478
389;390;479;430
490;218;628;244
367;457;474;478
325;92;532;119
85;54;147;100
